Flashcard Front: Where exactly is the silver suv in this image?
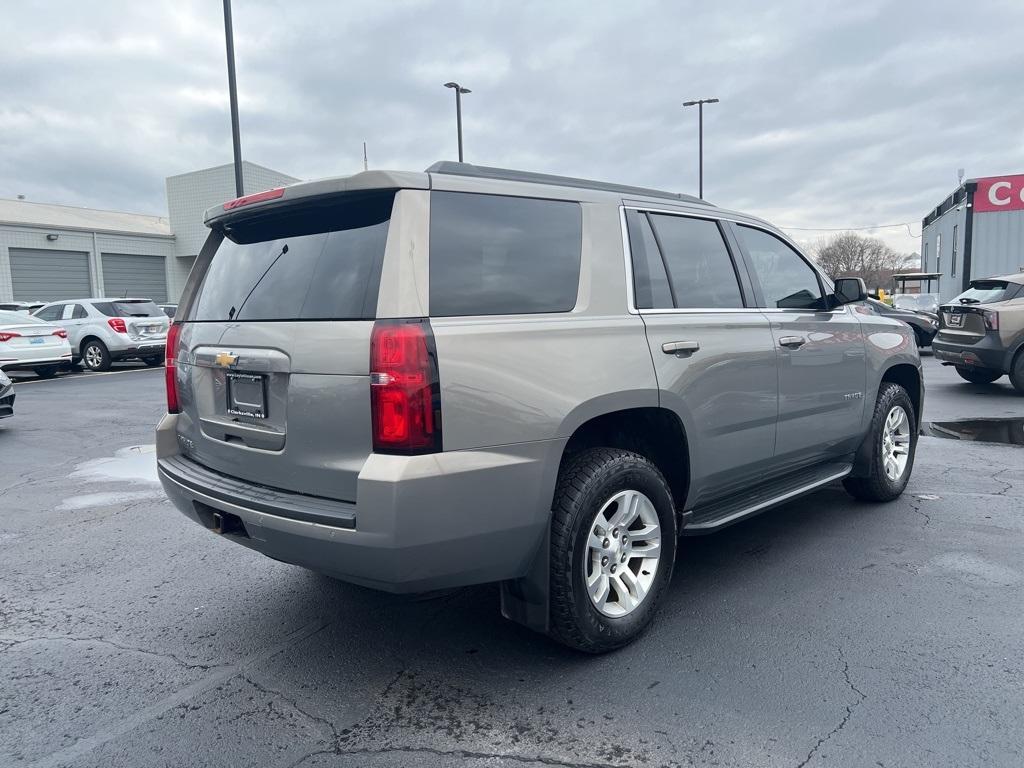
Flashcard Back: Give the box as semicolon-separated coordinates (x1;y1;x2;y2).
34;298;169;371
157;163;923;652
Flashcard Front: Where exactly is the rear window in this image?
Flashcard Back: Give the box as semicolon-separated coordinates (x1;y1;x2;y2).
191;192;394;322
93;300;163;318
953;281;1021;305
429;192;582;317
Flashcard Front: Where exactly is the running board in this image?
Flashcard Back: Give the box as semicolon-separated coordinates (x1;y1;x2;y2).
683;462;852;535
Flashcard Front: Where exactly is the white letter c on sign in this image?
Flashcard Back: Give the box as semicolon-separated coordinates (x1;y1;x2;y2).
988;181;1012;206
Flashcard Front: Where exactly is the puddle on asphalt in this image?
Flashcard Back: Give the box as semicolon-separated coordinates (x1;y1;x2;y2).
58;490;161;511
68;445;159;484
922;419;1024;446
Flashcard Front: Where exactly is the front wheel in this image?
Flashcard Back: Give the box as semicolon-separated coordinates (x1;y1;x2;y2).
34;365;60;379
142;356;164;367
955;366;1002;384
843;383;917;503
548;448;676;653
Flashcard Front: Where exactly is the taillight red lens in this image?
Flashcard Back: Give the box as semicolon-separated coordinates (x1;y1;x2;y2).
0;332;21;342
370;320;441;454
108;318;127;333
165;323;181;414
52;329;68;339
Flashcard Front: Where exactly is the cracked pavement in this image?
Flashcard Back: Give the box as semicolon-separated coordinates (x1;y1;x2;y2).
1;357;1022;767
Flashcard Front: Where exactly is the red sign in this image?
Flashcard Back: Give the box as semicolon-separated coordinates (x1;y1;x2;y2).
973;174;1024;213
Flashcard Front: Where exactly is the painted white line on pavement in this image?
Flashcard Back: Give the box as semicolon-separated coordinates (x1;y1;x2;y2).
11;367;162;385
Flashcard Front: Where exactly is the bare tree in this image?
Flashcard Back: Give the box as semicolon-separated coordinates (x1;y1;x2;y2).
811;232;915;291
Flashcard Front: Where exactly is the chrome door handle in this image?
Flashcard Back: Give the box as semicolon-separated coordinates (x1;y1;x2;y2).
662;340;700;356
779;335;806;349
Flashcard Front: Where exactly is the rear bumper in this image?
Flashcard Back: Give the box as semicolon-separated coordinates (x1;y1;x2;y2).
156;413;563;593
932;337;1008;372
110;340;166;360
0;353;73;371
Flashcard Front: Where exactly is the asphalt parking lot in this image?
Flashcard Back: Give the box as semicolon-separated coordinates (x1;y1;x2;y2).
1;357;1022;768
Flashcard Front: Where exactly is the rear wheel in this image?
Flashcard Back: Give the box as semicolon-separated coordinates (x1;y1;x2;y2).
843;383;917;503
955;366;1002;384
1010;351;1024;393
33;365;59;379
82;340;111;372
548;448;676;653
142;356;164;367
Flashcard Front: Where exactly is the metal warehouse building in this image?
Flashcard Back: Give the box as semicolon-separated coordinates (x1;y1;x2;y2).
921;173;1024;303
0;161;297;304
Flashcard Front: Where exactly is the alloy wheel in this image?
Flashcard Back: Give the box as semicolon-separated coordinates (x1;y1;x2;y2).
584;489;662;618
881;405;911;481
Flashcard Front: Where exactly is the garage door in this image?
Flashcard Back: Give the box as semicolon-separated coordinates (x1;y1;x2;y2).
101;253;168;303
9;248;92;301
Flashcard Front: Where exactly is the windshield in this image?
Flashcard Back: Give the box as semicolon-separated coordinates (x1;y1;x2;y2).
892;293;939;312
93;300;164;318
0;310;46;325
953;281;1020;305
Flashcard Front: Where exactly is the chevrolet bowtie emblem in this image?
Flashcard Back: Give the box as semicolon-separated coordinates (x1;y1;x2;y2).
215;352;239;368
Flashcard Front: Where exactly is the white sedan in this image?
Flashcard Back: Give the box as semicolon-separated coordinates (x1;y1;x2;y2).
0;310;73;378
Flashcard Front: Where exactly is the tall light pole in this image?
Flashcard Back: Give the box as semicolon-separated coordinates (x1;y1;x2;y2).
682;97;719;199
223;0;244;197
444;82;471;162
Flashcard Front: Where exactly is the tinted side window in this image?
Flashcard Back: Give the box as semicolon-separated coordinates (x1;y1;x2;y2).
72;304;88;319
625;210;672;309
736;226;824;310
648;215;744;309
36;305;63;321
429;192;582;316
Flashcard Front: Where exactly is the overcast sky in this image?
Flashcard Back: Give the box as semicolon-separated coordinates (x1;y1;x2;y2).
2;0;1022;255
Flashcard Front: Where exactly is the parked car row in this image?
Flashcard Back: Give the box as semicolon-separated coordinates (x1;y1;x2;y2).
0;297;170;378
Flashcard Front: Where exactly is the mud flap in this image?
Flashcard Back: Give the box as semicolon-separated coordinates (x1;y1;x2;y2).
499;525;550;633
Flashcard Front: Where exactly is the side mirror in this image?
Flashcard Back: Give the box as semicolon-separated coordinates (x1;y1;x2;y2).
833;276;867;305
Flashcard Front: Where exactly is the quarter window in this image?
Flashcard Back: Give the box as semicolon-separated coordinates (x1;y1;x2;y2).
736;226;824;310
429;192;582;316
625;210;673;309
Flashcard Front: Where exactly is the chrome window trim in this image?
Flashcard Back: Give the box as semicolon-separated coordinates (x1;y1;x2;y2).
619;204;841;316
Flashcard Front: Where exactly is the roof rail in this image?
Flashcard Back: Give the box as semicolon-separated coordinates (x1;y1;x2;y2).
425;161;710;206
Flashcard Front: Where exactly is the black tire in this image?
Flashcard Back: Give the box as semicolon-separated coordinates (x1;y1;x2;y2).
1010;351;1024;394
142;356;164;367
912;327;925;349
33;365;59;379
81;340;112;372
843;382;917;503
548;448;677;653
955;366;1002;384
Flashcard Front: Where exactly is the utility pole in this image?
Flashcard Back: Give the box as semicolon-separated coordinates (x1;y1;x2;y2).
223;0;244;197
443;82;471;162
363;141;368;171
682;98;719;199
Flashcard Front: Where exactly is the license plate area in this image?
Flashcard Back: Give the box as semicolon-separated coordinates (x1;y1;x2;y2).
947;313;964;328
226;373;267;419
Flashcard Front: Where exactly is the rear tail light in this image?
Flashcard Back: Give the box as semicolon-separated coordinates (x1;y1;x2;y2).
53;329;68;339
0;332;21;342
982;310;999;331
369;320;441;454
165;323;181;414
108;318;127;333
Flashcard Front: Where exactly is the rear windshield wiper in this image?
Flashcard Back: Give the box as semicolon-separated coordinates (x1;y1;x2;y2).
958;297;979;304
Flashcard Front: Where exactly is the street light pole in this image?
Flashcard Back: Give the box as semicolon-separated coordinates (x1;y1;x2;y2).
223;0;244;197
444;82;471;162
682;98;719;199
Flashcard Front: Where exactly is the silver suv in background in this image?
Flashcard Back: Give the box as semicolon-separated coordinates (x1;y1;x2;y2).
157;163;923;652
34;298;169;371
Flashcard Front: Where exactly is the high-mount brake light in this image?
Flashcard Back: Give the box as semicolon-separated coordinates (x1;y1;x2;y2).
222;187;285;210
369;320;441;454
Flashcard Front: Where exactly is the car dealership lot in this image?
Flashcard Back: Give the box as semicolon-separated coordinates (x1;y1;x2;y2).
1;359;1021;768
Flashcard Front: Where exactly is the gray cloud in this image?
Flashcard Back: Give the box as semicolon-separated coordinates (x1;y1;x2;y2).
2;0;1022;255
